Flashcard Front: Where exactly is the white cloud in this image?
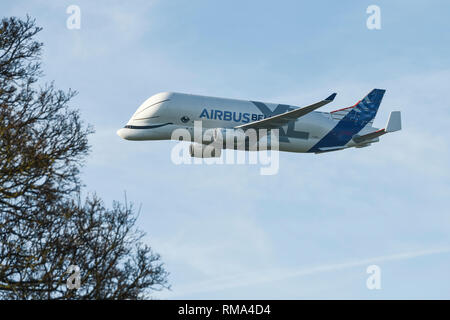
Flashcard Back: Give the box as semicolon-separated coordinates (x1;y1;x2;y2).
156;247;450;298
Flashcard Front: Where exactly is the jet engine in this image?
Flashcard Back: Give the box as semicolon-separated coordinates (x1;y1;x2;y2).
189;143;222;158
212;128;248;148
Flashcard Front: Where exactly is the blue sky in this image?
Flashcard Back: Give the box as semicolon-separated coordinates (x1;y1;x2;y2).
3;0;450;298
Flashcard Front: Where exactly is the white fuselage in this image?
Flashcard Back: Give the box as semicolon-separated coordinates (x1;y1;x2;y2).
117;92;379;153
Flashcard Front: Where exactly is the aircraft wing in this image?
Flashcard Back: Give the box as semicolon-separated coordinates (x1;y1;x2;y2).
235;93;337;130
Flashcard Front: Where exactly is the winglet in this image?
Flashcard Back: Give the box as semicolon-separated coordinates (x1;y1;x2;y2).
326;93;337;101
386;111;402;132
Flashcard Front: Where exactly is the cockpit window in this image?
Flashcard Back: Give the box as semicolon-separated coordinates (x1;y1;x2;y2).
132;115;160;121
134;99;170;116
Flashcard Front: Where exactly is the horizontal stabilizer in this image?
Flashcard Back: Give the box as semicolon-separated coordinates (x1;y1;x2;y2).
353;129;386;144
352;111;401;144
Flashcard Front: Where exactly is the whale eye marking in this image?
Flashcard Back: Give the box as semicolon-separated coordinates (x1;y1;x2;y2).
181;116;190;123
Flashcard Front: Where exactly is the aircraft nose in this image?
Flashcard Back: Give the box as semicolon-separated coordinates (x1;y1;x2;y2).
117;128;128;139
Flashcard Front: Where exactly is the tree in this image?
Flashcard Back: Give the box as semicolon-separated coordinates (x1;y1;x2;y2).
0;16;169;299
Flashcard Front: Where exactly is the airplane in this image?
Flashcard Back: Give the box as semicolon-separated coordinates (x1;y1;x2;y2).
117;89;401;157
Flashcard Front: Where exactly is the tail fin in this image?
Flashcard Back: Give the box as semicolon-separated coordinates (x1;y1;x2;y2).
330;89;385;125
353;89;385;125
